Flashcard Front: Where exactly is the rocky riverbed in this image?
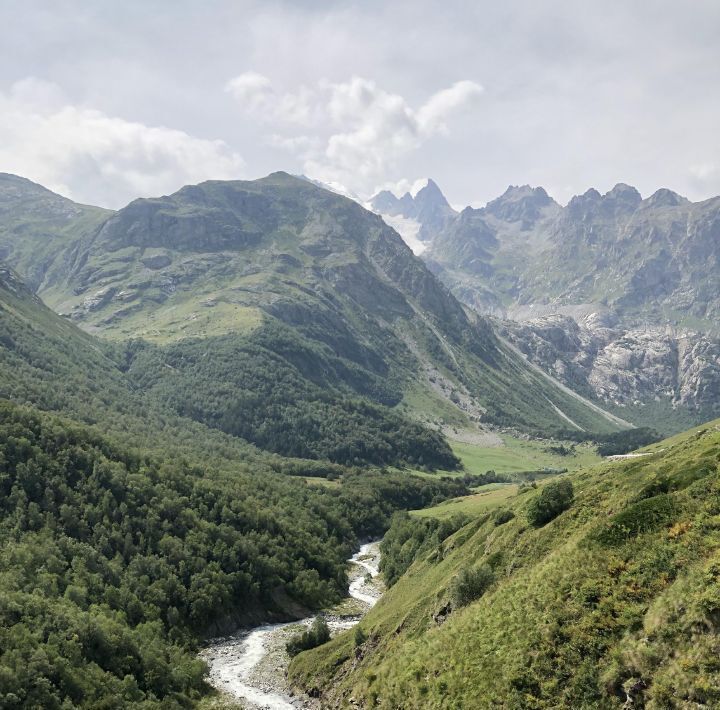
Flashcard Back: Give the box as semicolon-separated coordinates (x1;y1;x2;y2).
200;542;383;709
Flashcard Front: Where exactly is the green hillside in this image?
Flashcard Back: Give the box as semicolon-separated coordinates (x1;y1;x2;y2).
290;421;720;708
0;262;471;706
0;173;110;293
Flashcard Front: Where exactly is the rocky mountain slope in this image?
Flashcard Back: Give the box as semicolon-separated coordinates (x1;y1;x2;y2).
500;313;720;431
425;182;720;330
411;181;720;430
0;172;626;443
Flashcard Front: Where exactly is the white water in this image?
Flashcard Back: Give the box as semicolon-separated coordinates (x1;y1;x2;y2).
201;541;382;709
348;542;381;606
201;623;300;709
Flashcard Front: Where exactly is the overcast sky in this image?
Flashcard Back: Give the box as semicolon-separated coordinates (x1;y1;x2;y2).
1;0;718;209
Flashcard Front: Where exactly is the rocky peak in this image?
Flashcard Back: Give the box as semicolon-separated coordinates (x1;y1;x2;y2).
397;192;416;214
413;179;452;211
0;172;83;219
600;183;642;216
484;184;557;227
369;189;401;214
644;188;689;209
370;179;456;243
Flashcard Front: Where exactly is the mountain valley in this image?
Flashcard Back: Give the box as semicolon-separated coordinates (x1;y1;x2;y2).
0;170;718;709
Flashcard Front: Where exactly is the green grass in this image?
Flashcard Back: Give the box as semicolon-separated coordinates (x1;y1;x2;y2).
104;300;263;342
454;436;599;474
290;419;720;708
399;378;471;428
412;483;518;519
409;436;601;481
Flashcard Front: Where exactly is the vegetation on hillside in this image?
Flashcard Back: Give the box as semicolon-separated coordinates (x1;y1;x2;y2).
121;321;459;470
0;401;466;708
290;422;720;708
1;171;628;441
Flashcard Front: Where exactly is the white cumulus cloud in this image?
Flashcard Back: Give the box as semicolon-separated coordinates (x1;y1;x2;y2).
225;73;483;195
0;78;245;208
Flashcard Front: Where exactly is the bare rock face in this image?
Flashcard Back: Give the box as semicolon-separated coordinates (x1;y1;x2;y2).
588;331;680;404
502;313;720;417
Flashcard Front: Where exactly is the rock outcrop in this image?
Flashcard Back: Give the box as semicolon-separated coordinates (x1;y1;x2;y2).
501;313;720;418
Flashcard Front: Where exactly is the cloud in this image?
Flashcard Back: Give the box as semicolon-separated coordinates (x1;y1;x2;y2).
0;78;245;208
689;163;718;180
224;71;274;111
225;73;483;194
687;163;720;199
225;72;317;125
416;80;485;134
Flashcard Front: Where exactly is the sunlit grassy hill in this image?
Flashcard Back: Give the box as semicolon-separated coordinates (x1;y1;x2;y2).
291;420;720;708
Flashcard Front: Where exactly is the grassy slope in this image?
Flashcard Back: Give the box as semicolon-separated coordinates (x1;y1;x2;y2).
290;420;720;708
0;173;111;292
452;437;600;474
407;436;601;482
411;483;519;519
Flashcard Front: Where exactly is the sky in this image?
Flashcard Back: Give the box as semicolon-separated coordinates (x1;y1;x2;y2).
0;0;719;209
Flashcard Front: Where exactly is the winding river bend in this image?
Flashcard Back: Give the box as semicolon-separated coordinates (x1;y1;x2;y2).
200;541;383;709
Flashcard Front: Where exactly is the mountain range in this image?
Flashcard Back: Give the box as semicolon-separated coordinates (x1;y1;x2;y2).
0;171;626;450
371;179;720;431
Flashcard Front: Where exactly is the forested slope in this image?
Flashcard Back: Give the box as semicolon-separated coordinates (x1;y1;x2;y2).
0;401;466;708
0;260;470;707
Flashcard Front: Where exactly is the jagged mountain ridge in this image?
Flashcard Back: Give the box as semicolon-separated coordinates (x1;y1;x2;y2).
425;181;720;329
369;178;458;245
406;180;720;430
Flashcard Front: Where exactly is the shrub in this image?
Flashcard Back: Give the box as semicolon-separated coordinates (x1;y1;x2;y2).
286;615;331;657
595;494;678;546
494;509;515;526
354;625;367;647
527;479;574;527
451;564;494;607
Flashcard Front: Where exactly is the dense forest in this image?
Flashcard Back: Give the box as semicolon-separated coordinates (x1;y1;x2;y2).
122;321;460;469
0;401;466;708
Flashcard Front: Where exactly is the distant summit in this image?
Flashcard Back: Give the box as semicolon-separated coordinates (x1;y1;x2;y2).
483;185;559;228
369;178;457;244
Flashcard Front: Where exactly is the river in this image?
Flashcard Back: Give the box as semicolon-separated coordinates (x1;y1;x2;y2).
200;541;383;709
